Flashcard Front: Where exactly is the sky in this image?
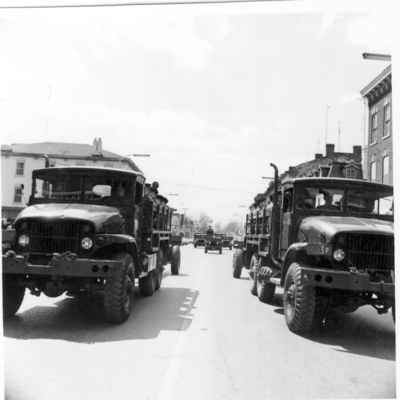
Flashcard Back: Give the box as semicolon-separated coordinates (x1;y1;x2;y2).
0;0;397;225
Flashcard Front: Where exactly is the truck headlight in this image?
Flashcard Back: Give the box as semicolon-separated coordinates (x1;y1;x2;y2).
81;237;93;250
18;234;30;247
333;248;346;262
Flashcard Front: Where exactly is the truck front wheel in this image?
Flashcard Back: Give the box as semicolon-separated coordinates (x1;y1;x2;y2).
104;252;135;324
171;245;181;275
283;262;323;334
3;275;25;319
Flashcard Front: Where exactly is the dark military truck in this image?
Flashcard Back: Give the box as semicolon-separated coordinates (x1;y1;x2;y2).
233;163;394;334
205;234;223;254
2;166;181;324
222;235;233;250
193;233;206;248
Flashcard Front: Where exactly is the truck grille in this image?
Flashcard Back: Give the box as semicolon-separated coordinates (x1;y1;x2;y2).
340;233;394;271
26;219;84;254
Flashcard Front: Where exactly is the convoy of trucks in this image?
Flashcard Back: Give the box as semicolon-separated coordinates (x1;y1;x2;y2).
2;161;395;336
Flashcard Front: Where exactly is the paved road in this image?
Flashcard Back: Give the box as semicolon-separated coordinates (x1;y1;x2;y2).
4;246;396;400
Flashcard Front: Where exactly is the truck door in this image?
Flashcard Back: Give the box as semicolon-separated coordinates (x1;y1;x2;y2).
280;188;293;256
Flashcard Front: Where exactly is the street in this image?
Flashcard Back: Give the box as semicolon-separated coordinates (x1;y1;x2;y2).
4;245;396;400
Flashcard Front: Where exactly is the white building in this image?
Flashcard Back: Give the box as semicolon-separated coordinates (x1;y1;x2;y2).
1;138;141;221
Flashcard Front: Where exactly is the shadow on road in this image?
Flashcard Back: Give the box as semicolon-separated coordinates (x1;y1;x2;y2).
4;287;199;344
268;293;395;361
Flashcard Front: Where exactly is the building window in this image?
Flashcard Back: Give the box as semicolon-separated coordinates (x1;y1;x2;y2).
345;166;357;179
16;160;25;176
14;184;24;203
370;111;378;144
370;160;377;182
382;155;390;184
383;100;391;138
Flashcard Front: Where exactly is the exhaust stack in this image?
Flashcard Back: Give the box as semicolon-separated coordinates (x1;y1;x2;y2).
269;163;281;267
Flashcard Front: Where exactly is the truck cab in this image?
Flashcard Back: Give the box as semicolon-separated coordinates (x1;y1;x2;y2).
233;165;394;334
2;166;181;323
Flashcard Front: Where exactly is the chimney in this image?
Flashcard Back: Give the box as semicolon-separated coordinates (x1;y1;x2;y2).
353;145;362;162
325;143;335;158
92;137;103;155
288;166;297;177
314;153;323;159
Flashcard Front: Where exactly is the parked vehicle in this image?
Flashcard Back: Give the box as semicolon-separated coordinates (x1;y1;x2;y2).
233;163;394;334
221;235;233;250
193;233;207;248
205;234;223;254
2;166;181;324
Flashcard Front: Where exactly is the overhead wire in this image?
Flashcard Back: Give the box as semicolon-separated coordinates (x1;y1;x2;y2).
0;0;291;8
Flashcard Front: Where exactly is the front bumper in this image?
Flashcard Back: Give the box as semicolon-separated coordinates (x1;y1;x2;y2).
301;266;394;296
2;251;122;278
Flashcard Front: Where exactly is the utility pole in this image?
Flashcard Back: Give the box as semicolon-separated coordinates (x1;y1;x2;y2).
337;121;341;152
325;104;330;149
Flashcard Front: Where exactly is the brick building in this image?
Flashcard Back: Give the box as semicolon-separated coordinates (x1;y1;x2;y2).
251;143;363;209
360;65;392;185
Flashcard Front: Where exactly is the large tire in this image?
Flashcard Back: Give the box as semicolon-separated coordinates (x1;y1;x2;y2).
283;262;322;334
139;271;155;297
171;245;181;275
104;252;135;324
249;255;258;296
232;250;243;279
219;248;222;254
256;275;276;304
154;250;163;291
3;275;25;319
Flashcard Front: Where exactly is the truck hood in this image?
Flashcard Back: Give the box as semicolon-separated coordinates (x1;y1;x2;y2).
16;203;123;232
300;216;393;241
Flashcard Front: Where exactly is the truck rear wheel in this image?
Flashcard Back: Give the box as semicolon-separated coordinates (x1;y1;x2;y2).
256;276;276;304
283;262;320;334
154;250;163;291
3;275;25;319
104;252;135;324
232;250;243;279
139;271;155;296
249;255;257;296
171;245;181;275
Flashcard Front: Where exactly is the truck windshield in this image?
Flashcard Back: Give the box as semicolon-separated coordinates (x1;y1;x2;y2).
33;171;133;203
296;185;393;216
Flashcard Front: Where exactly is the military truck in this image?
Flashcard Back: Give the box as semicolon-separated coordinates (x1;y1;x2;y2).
233;163;394;334
193;233;206;248
205;234;223;254
2;166;181;324
221;235;233;250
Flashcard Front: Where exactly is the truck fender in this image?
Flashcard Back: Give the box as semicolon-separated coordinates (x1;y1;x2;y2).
94;234;139;266
280;242;308;286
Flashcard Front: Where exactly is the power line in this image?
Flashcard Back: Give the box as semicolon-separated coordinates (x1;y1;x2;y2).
0;0;290;8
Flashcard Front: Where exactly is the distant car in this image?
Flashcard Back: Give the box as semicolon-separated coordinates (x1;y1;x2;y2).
205;236;223;254
233;239;244;248
194;233;207;248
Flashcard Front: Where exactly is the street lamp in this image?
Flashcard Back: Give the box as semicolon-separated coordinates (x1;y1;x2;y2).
362;52;391;62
